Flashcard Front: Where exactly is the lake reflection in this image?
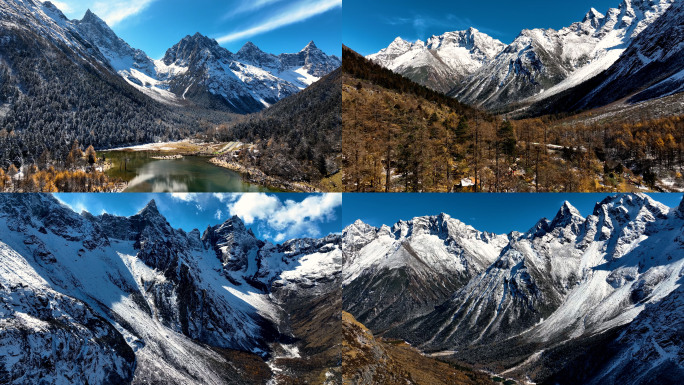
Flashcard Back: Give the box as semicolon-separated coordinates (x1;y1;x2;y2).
102;151;276;192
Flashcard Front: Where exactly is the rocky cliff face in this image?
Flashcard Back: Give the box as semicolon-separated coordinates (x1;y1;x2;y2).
343;193;684;384
0;194;341;384
530;0;684;115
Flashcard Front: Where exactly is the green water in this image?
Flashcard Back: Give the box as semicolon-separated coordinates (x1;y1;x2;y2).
102;151;276;192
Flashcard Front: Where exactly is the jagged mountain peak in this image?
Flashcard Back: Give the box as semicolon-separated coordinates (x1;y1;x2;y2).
216;215;249;233
76;9;113;34
302;40;318;51
80;8;105;24
41;1;65;15
184;32;221;48
238;41;261;52
583;7;606;28
550;201;584;227
345;218;376;233
137;199;160;216
235;41;275;66
584;7;605;20
386;213;483;241
387;36;414;50
592;193;667;217
161;32;230;66
677;195;684;218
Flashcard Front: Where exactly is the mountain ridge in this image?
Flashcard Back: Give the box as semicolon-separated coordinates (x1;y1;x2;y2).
367;0;678;111
0;194;342;384
343;193;684;384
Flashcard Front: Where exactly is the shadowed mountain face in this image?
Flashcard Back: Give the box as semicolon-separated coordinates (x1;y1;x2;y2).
529;0;684;115
343;193;684;384
0;194;341;384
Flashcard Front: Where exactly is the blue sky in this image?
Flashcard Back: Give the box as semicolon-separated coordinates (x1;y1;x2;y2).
55;193;342;243
344;0;624;55
343;194;684;234
46;0;341;58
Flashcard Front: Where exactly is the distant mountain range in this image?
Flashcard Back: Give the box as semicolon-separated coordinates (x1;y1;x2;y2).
343;193;684;384
77;10;339;114
0;194;341;384
24;0;340;114
368;0;683;113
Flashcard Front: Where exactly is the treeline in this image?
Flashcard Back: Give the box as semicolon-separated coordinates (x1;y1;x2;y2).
213;68;341;184
0;26;199;169
0;140;121;192
341;49;684;192
342;46;482;117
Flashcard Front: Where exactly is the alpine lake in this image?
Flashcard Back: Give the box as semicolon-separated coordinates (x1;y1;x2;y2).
99;141;279;192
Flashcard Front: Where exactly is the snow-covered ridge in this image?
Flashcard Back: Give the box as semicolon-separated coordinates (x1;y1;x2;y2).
368;0;676;108
3;0;340;112
367;28;506;93
343;193;684;381
75;9;340;111
0;194;341;384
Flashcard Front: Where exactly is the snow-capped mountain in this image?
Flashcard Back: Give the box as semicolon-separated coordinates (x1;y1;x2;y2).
0;0;190;156
73;9;179;105
454;0;676;109
343;193;684;384
3;0;339;114
342;213;509;332
157;34;339;113
75;6;340;113
367;28;506;93
531;0;684;114
368;0;676;110
0;194;341;384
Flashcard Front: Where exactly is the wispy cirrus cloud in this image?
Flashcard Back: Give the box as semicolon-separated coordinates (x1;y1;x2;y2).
223;0;285;19
382;13;502;41
216;0;341;44
92;0;158;26
41;0;157;26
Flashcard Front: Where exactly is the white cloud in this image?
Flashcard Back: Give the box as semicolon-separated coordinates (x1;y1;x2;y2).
216;0;341;44
270;194;342;231
227;193;281;225
227;193;341;241
43;0;157;26
92;0;158;26
212;193;240;203
215;209;223;221
224;0;284;19
170;193;197;202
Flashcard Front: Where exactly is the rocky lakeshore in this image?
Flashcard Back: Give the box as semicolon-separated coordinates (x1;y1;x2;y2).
209;157;318;192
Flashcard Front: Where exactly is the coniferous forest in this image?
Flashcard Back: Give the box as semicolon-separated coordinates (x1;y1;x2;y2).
342;47;684;192
214;68;341;185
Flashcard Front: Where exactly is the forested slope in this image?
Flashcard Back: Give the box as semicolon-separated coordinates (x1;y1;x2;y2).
215;68;341;184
